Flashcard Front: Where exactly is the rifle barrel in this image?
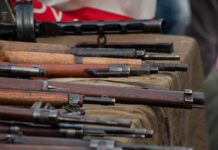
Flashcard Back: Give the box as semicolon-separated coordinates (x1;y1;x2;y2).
70;48;179;60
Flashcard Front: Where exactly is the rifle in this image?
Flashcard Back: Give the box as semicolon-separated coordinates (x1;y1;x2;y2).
0;62;186;78
0;77;204;109
0;40;174;54
0;87;202;108
0;144;92;150
0;121;153;138
0;105;131;127
0;134;192;150
0;89;115;107
0;51;187;71
0;1;164;42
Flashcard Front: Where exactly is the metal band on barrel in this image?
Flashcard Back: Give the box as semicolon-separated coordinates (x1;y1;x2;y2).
74;56;83;64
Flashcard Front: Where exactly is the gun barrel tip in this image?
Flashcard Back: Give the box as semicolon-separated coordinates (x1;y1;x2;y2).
147;130;154;137
111;98;116;104
175;55;180;59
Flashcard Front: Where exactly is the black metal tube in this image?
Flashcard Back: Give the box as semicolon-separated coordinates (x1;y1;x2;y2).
70;48;179;60
36;19;165;37
76;42;174;53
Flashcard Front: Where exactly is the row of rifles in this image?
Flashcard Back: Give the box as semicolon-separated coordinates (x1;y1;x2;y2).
0;1;204;150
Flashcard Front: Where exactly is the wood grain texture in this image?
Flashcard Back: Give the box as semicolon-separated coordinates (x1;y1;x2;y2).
0;106;33;121
0;51;142;66
0;78;187;107
0;40;69;53
0;63;110;77
0;89;68;107
82;57;142;66
0;51;75;64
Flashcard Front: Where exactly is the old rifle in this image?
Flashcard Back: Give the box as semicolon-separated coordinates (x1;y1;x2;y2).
0;105;131;127
0;63;160;78
0;77;204;109
0;51;187;71
0;40;174;54
0;134;192;150
0;121;153;139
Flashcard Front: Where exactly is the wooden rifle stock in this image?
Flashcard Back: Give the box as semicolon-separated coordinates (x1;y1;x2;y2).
0;77;204;109
0;89;115;107
0;89;69;107
0;40;69;53
0;50;142;66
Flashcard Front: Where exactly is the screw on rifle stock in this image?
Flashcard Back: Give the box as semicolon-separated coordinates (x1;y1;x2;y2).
97;34;107;47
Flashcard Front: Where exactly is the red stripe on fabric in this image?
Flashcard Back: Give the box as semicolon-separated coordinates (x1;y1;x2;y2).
64;7;132;21
33;1;62;21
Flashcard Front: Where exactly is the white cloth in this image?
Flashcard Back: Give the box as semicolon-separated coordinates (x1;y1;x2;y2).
39;0;157;19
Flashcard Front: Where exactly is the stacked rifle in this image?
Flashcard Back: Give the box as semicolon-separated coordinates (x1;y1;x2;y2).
0;0;203;150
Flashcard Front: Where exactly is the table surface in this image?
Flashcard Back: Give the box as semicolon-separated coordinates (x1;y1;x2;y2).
0;34;208;149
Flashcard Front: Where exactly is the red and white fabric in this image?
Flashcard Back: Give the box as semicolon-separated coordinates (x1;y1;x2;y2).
10;0;157;22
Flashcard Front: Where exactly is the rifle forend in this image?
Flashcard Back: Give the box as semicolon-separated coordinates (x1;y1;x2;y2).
0;89;115;107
